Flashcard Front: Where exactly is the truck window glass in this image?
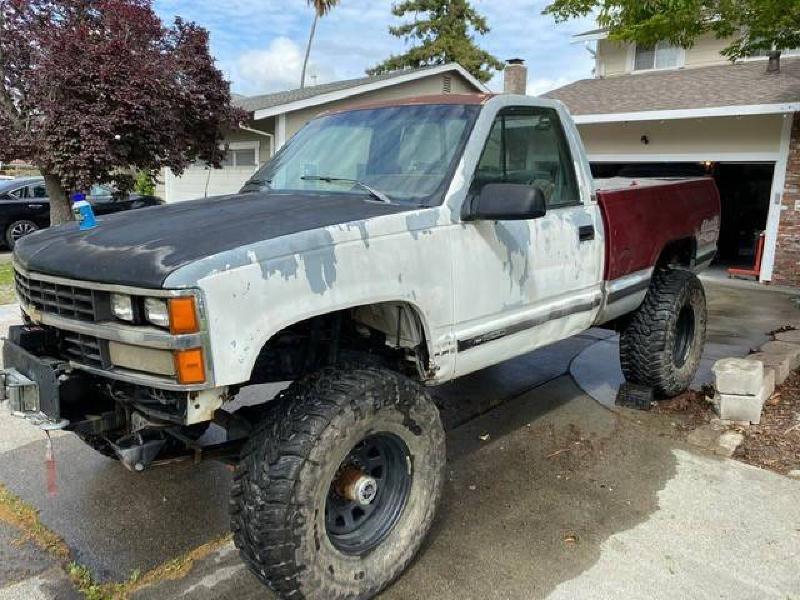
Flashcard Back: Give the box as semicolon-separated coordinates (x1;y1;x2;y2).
246;104;480;206
471;107;580;209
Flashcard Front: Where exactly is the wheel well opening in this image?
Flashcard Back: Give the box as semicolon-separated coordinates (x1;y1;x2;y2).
247;302;431;385
656;238;696;270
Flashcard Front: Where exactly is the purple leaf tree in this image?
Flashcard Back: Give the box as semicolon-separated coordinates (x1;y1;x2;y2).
0;0;244;224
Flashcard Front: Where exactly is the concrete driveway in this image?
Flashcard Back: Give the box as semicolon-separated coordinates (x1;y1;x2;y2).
1;279;799;600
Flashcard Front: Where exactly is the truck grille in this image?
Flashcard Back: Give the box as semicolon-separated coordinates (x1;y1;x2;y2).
15;270;97;322
60;332;107;369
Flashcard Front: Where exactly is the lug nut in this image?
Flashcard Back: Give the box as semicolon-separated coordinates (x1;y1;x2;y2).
335;467;379;505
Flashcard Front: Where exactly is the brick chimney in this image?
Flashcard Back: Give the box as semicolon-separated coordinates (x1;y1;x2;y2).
503;58;528;95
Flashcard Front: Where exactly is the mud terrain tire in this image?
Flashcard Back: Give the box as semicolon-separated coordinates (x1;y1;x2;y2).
230;367;446;600
620;269;707;397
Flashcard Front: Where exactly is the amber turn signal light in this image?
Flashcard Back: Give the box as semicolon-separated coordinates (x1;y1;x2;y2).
169;297;199;335
174;348;205;385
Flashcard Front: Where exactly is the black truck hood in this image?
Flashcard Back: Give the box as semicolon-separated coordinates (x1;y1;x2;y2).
14;192;416;288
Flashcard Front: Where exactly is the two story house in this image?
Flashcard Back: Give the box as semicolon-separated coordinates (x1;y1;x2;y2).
546;32;800;286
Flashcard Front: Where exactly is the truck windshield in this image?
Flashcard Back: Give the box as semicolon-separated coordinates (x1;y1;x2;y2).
242;104;480;205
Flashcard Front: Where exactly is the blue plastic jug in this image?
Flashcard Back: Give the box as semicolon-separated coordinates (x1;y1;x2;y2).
71;193;97;230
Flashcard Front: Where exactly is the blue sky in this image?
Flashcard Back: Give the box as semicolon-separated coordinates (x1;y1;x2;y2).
153;1;597;97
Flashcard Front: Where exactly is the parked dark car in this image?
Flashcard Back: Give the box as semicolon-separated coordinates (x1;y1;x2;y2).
0;177;164;248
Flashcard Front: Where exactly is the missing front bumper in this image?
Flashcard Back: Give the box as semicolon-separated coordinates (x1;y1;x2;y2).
1;332;70;430
1;368;70;430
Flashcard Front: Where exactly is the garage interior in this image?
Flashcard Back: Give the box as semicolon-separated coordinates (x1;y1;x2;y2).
592;162;775;271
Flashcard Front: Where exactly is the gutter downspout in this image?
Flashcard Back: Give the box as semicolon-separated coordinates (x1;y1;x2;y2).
584;41;600;78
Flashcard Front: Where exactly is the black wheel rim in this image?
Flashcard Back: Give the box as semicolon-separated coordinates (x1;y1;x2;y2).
325;433;411;556
673;304;695;368
10;222;36;242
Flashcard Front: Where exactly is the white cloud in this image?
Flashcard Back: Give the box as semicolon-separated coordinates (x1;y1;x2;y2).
155;0;598;97
233;37;334;95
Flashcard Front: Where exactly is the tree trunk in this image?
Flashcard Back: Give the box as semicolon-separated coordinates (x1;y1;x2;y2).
300;12;319;89
42;171;74;225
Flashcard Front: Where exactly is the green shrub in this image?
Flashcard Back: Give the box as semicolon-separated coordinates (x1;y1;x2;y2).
133;171;156;196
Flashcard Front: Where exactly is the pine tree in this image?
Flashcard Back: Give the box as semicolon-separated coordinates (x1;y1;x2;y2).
369;0;504;84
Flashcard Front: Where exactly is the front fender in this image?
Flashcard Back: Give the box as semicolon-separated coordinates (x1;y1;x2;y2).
168;214;456;386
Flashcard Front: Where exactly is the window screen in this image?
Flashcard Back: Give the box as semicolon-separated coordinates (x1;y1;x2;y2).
634;42;681;71
222;147;258;168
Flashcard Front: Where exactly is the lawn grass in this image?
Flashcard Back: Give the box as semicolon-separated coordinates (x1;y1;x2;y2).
0;262;16;305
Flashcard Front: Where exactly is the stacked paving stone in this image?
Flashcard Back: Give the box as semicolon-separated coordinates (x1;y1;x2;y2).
712;358;775;425
712;330;800;425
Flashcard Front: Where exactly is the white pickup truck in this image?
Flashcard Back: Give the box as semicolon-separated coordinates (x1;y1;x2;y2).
2;93;720;599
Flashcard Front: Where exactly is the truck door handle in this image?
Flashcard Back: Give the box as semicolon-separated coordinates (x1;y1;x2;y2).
578;225;595;242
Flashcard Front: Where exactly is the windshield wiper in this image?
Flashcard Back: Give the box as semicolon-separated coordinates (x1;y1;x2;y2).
300;175;392;204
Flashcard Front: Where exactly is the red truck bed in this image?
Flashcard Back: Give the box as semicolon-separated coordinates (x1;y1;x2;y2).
596;177;721;281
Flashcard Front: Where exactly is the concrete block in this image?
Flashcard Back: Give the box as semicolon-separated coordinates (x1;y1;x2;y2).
712;358;764;396
774;329;800;344
764;366;777;388
745;353;791;384
715;376;772;424
762;367;776;399
716;393;762;423
759;341;800;370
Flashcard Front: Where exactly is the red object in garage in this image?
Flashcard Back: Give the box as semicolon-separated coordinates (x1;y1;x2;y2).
728;232;765;280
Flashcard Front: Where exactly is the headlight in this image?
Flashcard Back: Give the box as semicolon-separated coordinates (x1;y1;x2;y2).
111;294;134;322
145;296;199;334
144;298;170;328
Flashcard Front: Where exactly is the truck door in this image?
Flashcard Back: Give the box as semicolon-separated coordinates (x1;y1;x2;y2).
451;104;604;377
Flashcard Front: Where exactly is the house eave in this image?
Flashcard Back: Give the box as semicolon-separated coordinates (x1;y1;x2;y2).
571;31;609;43
571;102;800;124
252;64;490;121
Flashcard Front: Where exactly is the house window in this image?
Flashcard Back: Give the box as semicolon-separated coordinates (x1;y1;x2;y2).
222;144;259;168
633;41;682;71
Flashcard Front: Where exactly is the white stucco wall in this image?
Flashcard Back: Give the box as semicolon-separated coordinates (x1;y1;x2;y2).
598;33;735;77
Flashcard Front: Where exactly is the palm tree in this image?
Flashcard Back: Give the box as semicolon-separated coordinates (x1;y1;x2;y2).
301;0;340;89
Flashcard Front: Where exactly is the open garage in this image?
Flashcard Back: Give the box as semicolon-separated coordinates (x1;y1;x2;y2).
573;111;795;283
547;57;800;285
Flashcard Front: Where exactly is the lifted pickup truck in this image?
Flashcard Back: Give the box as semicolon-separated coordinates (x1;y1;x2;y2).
2;94;719;599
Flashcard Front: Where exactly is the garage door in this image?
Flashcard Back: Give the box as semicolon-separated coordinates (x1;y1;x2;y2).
165;142;260;203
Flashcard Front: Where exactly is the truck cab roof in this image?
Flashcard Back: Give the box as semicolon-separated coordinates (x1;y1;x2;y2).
321;93;495;117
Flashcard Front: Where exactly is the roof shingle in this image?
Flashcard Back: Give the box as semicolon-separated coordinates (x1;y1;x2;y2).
233;64;467;114
545;57;800;116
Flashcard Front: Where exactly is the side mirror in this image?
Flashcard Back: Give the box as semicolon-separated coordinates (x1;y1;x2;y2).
465;183;547;221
